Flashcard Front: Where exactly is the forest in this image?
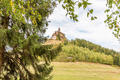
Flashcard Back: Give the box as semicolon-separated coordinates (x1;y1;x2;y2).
54;39;120;66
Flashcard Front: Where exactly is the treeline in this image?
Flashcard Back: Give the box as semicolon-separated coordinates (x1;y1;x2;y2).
55;44;113;65
62;39;120;66
69;39;118;55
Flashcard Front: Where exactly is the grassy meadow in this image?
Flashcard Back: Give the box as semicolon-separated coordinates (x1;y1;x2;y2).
51;62;120;80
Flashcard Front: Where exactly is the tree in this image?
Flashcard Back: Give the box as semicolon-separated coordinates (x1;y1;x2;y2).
0;0;119;80
0;0;62;80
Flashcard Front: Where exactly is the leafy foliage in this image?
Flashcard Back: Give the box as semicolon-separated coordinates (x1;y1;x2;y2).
0;0;63;80
57;0;97;21
59;0;120;38
55;44;113;65
62;39;120;66
104;0;120;38
70;39;118;55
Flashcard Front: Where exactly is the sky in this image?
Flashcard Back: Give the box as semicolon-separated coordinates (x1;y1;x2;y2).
45;0;120;52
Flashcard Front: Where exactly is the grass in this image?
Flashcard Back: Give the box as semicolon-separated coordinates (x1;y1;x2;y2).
51;62;120;80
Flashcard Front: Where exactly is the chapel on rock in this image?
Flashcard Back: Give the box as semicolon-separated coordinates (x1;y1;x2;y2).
51;28;66;41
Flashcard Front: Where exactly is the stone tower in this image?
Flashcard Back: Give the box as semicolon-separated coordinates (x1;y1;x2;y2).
51;28;66;41
58;28;60;32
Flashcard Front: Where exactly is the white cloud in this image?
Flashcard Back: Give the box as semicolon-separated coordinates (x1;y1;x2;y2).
45;0;120;51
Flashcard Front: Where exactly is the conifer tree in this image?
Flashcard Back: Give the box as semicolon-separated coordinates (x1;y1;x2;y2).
0;0;61;80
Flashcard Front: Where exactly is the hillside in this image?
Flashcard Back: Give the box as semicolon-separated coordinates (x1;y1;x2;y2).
69;39;119;55
52;62;120;80
63;39;120;66
54;44;113;65
46;29;120;66
50;39;120;66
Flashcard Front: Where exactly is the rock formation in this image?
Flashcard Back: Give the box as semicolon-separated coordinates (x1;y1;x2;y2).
51;28;66;41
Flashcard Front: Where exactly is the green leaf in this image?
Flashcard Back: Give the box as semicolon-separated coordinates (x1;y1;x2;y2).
89;9;93;14
94;16;97;19
78;2;82;8
87;12;90;17
91;17;94;20
104;9;110;13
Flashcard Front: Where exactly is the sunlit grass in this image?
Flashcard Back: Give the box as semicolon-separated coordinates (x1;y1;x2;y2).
51;62;120;80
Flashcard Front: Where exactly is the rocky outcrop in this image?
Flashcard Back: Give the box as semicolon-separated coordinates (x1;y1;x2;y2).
51;28;66;41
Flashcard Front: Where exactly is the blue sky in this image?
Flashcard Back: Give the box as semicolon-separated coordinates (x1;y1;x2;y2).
45;0;120;52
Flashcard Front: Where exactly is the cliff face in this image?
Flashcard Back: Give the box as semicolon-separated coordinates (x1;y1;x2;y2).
51;28;66;41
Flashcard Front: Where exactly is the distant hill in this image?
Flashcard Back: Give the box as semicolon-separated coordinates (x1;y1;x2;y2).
62;39;120;66
69;39;119;55
46;29;120;66
51;38;120;66
54;44;114;65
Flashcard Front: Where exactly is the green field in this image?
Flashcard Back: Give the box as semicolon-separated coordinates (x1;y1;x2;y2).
51;62;120;80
